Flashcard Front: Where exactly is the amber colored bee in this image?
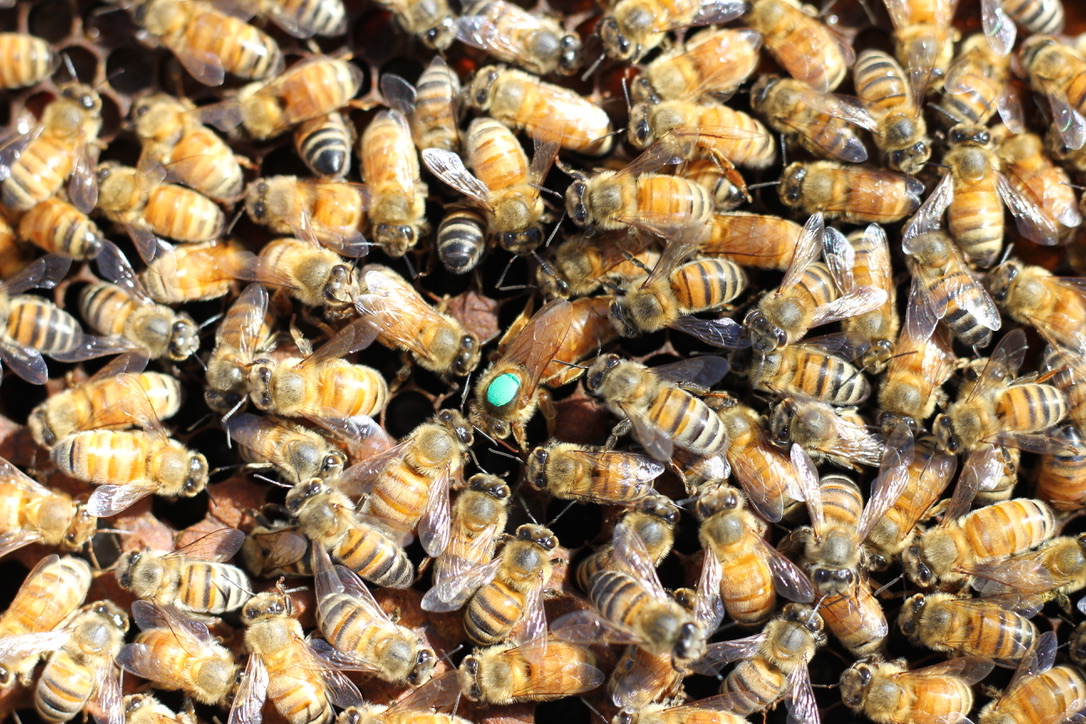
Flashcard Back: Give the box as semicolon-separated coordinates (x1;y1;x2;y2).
751;75;878;164
575;494;679;595
286;478;415;589
119;0;282;85
745;0;853;92
903;493;1057;588
1019;36;1086;152
247;320;389;424
382;57;461;154
436;206;488;275
419;475;510;613
234;55;364;140
245;236;358;319
359;110;429;256
899;592;1039;666
227;413;347;485
456;0;582;75
838;225;898;373
0;556;92;687
0;216;32;279
0;82;102;213
96;162;224;246
123;693;197;724
231;588;362;724
854;49;931;173
700;212;804;270
818;578;890;659
997;128;1082;238
780;161;924;225
526;441;664;505
131;93;245;202
632;27;762;104
710;603;824;719
614;698;749;724
294;112;353;179
373;0;456;48
34;600;128;724
679;160;748;211
141;239;250;305
608;642;685;713
770;400;883;470
965;533;1086;605
335;678;472;724
312;544;435;687
244;176;369;257
115;528;252;617
423;117;555;255
241;517;314;579
0;32;53;89
696;482;814;627
745;216;887;355
18;197;106;261
883;0;957;99
748;334;871;409
536;232;661;299
466;65;614;155
979;632;1086;724
204;284;275;416
243;0;348;37
354;264;480;376
119;601;238;706
0;453;95;557
595;0;746;62
1035;426;1086;511
840;656;993;724
936;35;1020;129
459;636;602;704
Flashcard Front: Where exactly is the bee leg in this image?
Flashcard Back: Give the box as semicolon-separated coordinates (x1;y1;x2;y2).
606;420;632;449
540;389;557;437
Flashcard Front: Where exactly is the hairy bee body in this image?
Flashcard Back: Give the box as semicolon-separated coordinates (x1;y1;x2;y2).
780;161;924;224
18;198;105;260
295;113;352;179
745;0;851;92
237;56;364;140
899;593;1037;665
79;281;199;361
459;638;601;704
0;33;53;89
841;657;990;724
979;664;1086;724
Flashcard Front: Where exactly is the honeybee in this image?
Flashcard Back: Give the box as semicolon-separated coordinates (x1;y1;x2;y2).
469;298;574;447
123;693;197;724
863;435;957;569
817;577;890;658
744;215;887;355
585;353;730;463
119;600;237;706
234;55;364;140
526;441;664;505
780;161;924;224
244;236;358;319
696;482;814;627
1035;426;1086;510
237;0;348;37
840;656;994;724
0;82;102;213
115;528;252;616
575;494;680;594
903;492;1057;588
354;264;480;376
244;176;369;257
294;113;353;179
741;336;870;406
987;260;1086;382
900;592;1040;667
933;329;1069;455
34;600;127;724
240;518;314;579
699;212;806;270
312;543;435;687
627;94;778;172
751;75;878;163
0;555;92;687
118;0;282;85
709;603;824;720
883;0;957;99
936;35;1020;129
227;413;347;485
466;65;614;155
979;631;1086;724
846;49;932;174
460;636;602;704
608;641;685;712
745;0;853;92
679;160;748;211
1019;36;1086;152
381;57;461;154
359;110;428;256
463;523;558;647
596;0;746;61
18;197;106;261
0;455;96;557
230;588;362;724
613;697;749;724
205;283;275;416
247;320;389;424
456;0;582;75
286;478;415;589
373;0;456;48
536;232;662;299
609;253;748;345
131;93;244;202
554;518;713;666
0;32;53;89
335;678;471;724
837;226;898;373
141;238;250;305
436;207;487;274
997;129;1081;238
770;400;883;470
631;27;762;104
565;145;713;238
423;117;556;255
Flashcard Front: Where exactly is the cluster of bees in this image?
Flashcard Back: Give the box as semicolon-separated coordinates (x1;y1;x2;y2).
2;0;1086;722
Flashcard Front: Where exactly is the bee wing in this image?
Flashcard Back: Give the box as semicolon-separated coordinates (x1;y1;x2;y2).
575;449;667;487
514;571;549;647
90;657;124;724
88;483;161;520
0;530;43;558
293;183;371;259
621;403;676;462
422;148;493;208
827;413;885;467
95;241;154;305
965;547;1062;595
759;541;814;603
313;414;396;461
168;527;246;562
0;117;42;181
302;317;380;367
695;546;725;631
802;91;879;132
130;600;212;640
1003;159;1082;229
989;430;1076;455
380;73;417;116
791;443;824;534
68;132;99;214
906;656;996;686
903;174;953;247
812;286;889;329
1004;630;1058;699
612;520;667;598
0;629;72;662
970;328;1028;399
996;87;1026;134
997;173;1060;246
354;269;444;361
418;466;453;558
821;225;856;293
692;633;766;675
3;253;71;295
776;114;868;163
49;334;135;364
0;456;48;497
1040;79;1086;151
84;348;148;380
118;642;183;688
228;653;270;724
336;441;412;497
249;525;310;572
499;297;575;391
650;355;731;387
374;110;418;193
421;555;502;612
642;224;704;289
300;639;363;709
384;670;461;714
980;0;1015;57
730;451;788;523
529;138;559;188
160;35;227;87
856;426;914;542
779;213;825;294
684;0;748;28
331;565;396;628
620;142;687;176
551;610;643;646
457;3;541;61
785;660;819;724
670;315;750;349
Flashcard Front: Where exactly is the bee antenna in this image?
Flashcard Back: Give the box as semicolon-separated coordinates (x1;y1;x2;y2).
199;312;225;331
873;575;902;597
550;359;590;370
495;254;527;291
546;500;577;527
746;180;781;190
544;212;566;248
581;697;608;724
580;53;605;83
220;398;248;436
528;183;564;200
402;252;420;280
209;463;246;476
554;158;582;179
61;53;78;83
489;447;524;463
472;424;498;447
185;412;212;433
998;242;1015;265
256;474;292;488
459;372;472;411
516;494;540;524
226;207;246;235
621;75;632;114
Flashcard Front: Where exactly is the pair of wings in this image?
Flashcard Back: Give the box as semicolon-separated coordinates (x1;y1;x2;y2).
0;105;98;212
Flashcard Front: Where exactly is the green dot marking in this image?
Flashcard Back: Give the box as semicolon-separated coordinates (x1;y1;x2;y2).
487;373;521;407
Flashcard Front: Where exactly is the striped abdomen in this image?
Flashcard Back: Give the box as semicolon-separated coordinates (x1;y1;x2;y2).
961;498;1056;561
34;652;95;723
0;33;53;89
331;520;413;589
648;387;726;457
295;113;351;179
144;184;224;242
7;296;83;355
996;383;1068;433
1;133;74;211
984;665;1086;724
18;198;104;260
1001;0;1063;35
672;258;747;312
465;575;528;646
174;561;252;615
51;430;154;485
79;282;137;338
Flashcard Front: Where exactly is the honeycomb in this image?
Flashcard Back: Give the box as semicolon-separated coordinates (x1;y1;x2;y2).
0;0;1085;723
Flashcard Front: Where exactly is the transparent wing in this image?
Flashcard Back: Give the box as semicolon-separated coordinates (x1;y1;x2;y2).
670;315;749;349
785;662;819;724
421;556;502;613
421;148;492;207
418;467;453;558
903;173;952;246
380;73;417;117
856;425;913;541
228;653;269;724
980;0;1015;56
997;173;1060;246
792;443;823;534
4;253;71;295
763;539;815;603
90;659;124;724
650;355;730;387
86;482;158;518
170;527;246;562
612;520;667;599
551;610;641;646
779;213;824;293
